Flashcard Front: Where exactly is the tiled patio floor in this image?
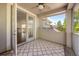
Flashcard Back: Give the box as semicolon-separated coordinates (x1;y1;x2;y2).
0;51;15;56
17;39;65;56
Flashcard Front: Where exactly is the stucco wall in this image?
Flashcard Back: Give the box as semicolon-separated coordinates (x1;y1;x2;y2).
38;29;65;45
72;33;79;56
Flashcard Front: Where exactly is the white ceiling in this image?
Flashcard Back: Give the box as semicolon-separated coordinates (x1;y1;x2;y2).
17;3;67;15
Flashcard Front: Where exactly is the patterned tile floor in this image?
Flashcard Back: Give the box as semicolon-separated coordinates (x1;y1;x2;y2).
17;39;65;56
0;51;15;56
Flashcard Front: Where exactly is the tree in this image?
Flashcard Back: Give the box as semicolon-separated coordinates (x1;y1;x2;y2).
63;19;66;31
74;20;79;32
57;21;63;31
74;9;79;32
74;9;79;20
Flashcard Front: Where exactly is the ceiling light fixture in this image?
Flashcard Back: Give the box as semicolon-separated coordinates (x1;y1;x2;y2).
38;3;45;10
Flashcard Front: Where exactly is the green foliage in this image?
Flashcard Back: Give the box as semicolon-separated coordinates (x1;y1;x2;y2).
56;19;66;32
74;21;79;32
74;9;79;32
56;9;79;32
74;9;79;20
63;19;66;31
57;21;64;31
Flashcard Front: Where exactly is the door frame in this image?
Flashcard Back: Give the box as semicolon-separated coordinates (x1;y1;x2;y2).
11;3;36;55
11;3;17;56
17;6;36;43
26;13;35;42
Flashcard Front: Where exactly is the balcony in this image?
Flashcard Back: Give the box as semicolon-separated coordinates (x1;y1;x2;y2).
0;3;79;56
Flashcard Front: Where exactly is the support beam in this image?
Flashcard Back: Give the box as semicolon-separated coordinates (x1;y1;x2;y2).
66;9;72;48
67;3;74;10
66;3;75;48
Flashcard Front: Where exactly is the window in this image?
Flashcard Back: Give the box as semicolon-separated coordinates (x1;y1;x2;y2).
41;13;66;32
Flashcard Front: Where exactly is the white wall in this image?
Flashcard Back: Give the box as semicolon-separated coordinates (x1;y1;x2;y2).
38;29;65;45
72;33;79;56
0;4;11;53
0;3;6;53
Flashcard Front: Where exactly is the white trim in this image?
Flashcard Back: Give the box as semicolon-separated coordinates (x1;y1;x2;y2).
47;10;66;17
17;5;36;17
6;4;11;51
11;3;17;56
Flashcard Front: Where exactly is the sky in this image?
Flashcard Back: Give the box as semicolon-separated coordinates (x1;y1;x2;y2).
47;14;65;25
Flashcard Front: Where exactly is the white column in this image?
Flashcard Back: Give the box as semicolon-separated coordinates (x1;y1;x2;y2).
12;3;17;56
6;3;11;51
66;9;72;48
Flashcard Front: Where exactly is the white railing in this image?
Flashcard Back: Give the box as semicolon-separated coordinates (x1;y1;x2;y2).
38;28;65;45
72;33;79;56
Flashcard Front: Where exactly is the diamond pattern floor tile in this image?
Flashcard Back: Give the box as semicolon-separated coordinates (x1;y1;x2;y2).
17;39;65;56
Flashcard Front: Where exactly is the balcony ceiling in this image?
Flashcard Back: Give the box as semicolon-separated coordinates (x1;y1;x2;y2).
17;3;67;15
